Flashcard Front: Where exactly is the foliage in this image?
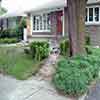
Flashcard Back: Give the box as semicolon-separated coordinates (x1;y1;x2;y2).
60;36;91;56
0;47;42;80
19;18;27;28
85;35;91;46
0;38;18;44
0;7;7;15
85;35;91;54
30;42;49;61
85;46;92;54
0;28;22;39
53;53;100;96
60;39;69;56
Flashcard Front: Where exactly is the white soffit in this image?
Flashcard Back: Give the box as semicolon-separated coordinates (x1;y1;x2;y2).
87;0;100;4
26;0;67;13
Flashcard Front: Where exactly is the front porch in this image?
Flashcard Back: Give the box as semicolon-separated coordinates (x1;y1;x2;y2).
26;7;68;41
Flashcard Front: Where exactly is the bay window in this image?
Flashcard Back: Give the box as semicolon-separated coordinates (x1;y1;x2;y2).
33;14;51;32
85;6;100;24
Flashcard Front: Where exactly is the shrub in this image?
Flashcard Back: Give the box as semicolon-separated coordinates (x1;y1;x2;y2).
59;36;91;56
53;54;100;96
60;39;69;56
85;35;91;46
19;18;27;28
0;28;22;39
24;47;31;55
30;42;49;61
85;35;91;54
0;38;18;44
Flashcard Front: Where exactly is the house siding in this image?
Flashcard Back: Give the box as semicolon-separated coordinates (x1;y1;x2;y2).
32;32;52;35
27;4;100;45
86;25;100;46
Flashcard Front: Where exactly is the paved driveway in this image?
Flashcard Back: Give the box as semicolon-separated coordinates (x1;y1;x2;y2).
85;81;100;100
0;74;67;100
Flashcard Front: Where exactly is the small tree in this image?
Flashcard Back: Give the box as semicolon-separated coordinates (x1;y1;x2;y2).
67;0;87;56
0;0;7;15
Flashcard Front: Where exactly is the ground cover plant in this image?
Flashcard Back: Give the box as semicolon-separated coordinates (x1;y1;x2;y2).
53;47;100;96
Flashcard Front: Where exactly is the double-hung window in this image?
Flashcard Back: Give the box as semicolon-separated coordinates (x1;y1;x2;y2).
85;6;100;24
33;14;51;32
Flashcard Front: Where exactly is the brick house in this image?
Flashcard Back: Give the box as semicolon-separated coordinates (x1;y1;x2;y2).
26;0;100;46
26;0;67;42
0;0;100;46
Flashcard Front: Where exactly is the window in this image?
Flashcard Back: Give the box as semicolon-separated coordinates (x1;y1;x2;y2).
33;14;51;32
8;18;17;29
95;7;99;21
89;8;93;21
85;8;87;22
85;6;100;24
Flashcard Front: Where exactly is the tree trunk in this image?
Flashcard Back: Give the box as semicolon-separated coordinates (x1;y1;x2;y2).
67;0;87;56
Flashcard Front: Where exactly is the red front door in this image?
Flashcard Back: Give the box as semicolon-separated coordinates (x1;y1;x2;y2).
56;11;63;35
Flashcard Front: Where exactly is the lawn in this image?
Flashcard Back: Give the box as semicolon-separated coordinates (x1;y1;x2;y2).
0;46;43;80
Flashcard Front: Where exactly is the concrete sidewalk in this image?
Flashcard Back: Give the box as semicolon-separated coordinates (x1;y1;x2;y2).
0;74;67;100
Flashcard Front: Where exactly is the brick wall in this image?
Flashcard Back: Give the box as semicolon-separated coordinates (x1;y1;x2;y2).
86;25;100;46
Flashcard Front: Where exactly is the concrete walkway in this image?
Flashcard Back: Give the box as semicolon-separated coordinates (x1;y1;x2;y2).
0;74;68;100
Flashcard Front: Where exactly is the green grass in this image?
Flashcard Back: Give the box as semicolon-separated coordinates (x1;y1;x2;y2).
0;46;43;80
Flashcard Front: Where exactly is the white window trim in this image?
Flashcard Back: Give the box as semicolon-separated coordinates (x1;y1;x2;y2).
32;14;51;32
33;30;51;33
85;5;100;25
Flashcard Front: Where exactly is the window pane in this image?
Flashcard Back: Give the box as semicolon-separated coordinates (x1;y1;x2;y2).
33;16;35;30
85;8;88;22
47;14;51;30
36;16;39;30
43;14;46;30
89;8;93;21
33;14;51;31
95;7;99;22
40;16;42;30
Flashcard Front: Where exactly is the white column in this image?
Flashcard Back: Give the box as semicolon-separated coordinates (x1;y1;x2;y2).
93;7;95;23
30;14;33;35
63;8;65;36
87;7;89;23
99;7;100;22
42;14;44;30
24;28;27;42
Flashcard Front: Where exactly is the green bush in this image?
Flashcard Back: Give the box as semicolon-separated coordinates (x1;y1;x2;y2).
85;35;91;54
53;55;100;96
59;36;91;56
0;38;18;44
0;28;22;39
60;39;69;56
30;42;49;61
19;18;27;28
85;35;91;46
